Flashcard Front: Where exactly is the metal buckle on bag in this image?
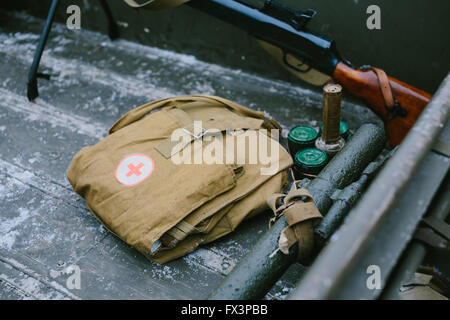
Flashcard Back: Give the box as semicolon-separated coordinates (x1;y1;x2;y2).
181;124;210;140
155;123;215;159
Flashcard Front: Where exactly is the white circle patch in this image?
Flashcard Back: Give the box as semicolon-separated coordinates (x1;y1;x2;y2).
115;154;154;187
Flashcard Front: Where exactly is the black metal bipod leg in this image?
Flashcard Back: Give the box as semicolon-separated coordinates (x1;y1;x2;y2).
27;0;59;101
27;0;118;101
99;0;120;41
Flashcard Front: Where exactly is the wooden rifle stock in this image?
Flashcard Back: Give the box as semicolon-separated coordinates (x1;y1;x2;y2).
333;62;432;147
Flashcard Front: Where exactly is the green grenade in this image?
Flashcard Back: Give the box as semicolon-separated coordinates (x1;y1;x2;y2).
293;148;328;180
319;121;350;140
288;126;318;158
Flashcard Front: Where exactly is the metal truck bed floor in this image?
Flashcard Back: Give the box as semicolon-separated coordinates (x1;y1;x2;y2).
0;10;381;300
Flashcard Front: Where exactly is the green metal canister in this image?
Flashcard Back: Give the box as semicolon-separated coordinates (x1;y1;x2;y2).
288;126;318;158
293;148;328;180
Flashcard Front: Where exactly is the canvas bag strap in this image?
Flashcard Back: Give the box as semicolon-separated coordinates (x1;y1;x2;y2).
194;95;282;130
268;185;322;262
109;96;209;134
109;96;183;134
109;95;278;134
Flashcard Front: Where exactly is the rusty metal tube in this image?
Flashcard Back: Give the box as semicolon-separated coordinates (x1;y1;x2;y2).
322;83;342;144
316;84;345;155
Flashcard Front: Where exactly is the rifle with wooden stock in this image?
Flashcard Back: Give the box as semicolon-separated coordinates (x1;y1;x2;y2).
186;0;432;147
29;0;432;147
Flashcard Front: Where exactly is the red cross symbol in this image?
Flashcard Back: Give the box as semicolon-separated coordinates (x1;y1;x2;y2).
126;162;144;177
116;154;154;187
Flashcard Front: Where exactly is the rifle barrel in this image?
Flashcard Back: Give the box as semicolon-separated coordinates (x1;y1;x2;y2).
187;0;341;75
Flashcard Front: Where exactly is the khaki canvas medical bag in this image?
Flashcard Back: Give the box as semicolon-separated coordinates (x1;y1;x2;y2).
67;95;292;263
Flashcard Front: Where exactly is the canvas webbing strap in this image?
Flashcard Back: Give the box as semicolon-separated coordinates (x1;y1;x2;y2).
422;217;450;241
414;228;450;251
267;184;322;261
433;139;450;158
122;0;190;11
109;95;271;134
166;220;200;242
414;217;450;251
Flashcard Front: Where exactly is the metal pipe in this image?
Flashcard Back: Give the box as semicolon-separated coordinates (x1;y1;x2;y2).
27;0;59;101
314;178;367;247
208;123;386;300
288;71;450;300
314;150;391;247
99;0;119;40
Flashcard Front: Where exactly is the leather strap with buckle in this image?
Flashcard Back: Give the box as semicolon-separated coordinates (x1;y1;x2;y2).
360;65;408;120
